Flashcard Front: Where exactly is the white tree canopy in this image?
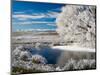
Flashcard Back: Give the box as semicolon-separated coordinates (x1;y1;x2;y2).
56;5;96;48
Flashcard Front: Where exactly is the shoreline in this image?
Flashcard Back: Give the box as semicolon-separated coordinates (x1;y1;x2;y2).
52;46;95;52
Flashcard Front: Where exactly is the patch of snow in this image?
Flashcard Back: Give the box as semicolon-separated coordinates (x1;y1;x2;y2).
52;46;95;52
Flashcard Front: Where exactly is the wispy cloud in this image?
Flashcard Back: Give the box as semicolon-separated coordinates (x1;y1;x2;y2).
46;12;59;18
13;14;45;20
13;21;55;25
14;11;25;14
13;10;60;21
47;23;56;26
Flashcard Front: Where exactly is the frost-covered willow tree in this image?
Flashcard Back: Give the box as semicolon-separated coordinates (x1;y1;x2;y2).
56;5;96;48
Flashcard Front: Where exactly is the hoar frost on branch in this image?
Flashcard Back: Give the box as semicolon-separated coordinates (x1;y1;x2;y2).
56;5;96;48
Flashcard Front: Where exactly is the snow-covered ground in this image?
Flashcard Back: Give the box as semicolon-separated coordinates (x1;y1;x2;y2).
52;46;95;52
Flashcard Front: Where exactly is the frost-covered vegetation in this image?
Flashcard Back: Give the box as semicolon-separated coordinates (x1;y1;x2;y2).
12;46;55;74
62;58;96;71
11;46;96;75
56;5;96;48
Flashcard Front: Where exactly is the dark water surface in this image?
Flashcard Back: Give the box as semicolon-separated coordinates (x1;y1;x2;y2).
25;47;62;64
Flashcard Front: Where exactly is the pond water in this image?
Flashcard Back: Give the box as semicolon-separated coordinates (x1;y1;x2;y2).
24;47;62;64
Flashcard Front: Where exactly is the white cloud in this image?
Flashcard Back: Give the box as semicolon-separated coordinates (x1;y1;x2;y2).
46;12;59;18
13;10;60;21
13;14;45;20
13;21;55;25
14;11;25;14
47;23;56;26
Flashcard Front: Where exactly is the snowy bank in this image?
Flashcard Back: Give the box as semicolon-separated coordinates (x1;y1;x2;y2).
52;46;95;52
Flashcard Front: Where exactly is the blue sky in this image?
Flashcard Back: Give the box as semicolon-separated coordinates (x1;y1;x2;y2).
12;1;65;32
